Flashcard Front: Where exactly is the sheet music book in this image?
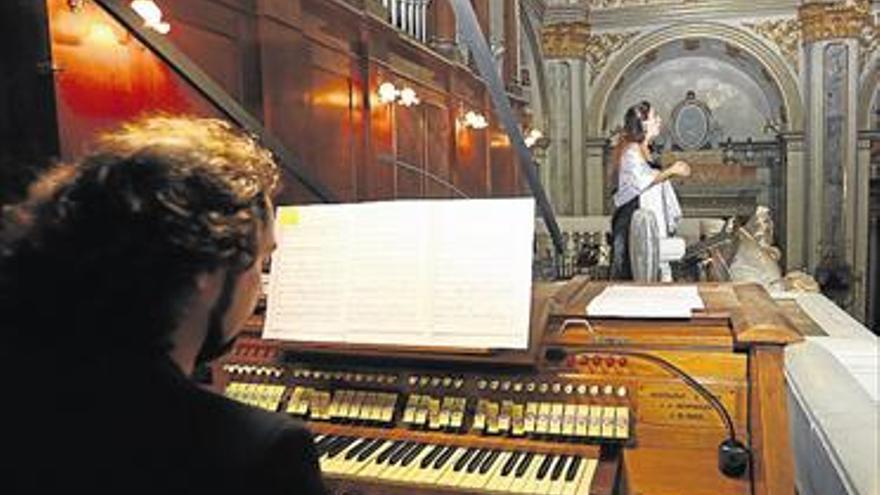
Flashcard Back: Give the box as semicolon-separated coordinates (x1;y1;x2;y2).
585;285;704;318
263;198;535;350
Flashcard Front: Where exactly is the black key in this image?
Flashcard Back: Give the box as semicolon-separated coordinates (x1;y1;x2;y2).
387;442;415;466
344;438;372;460
419;445;443;469
314;435;337;454
536;454;555;480
466;449;489;473
319;436;348;456
565;457;583;482
401;443;427;467
375;441;404;464
551;455;569;482
327;437;358;458
501;451;521;477
356;439;386;462
479;450;501;474
453;448;477;472
514;452;535;478
433;446;458;470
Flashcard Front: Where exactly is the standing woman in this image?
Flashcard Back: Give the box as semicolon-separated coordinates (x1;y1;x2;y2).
609;101;691;280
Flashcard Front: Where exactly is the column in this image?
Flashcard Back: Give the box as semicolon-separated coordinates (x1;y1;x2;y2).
502;0;519;86
799;0;871;315
428;0;457;58
585;137;607;215
541;10;590;216
781;132;807;270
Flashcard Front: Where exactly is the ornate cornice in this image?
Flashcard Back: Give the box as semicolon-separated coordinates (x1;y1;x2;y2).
744;18;801;72
541;21;591;58
798;0;871;43
584;31;642;81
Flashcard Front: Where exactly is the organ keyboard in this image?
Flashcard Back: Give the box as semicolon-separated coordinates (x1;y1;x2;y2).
213;279;802;495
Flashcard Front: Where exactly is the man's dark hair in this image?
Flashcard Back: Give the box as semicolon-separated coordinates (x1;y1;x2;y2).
0;116;280;360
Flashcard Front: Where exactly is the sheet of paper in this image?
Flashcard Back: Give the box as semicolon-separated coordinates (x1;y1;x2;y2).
263;198;535;350
585;285;704;318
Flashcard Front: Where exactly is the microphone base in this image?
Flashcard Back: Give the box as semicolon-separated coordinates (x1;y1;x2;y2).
718;439;750;477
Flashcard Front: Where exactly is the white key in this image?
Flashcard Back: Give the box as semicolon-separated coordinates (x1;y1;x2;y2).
397;444;440;483
573;459;598;495
515;454;546;494
482;451;514;491
546;456;570;495
345;439;388;476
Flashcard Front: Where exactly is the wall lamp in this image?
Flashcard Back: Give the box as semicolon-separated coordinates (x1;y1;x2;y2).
130;0;170;34
461;110;488;130
377;82;420;106
524;128;550;149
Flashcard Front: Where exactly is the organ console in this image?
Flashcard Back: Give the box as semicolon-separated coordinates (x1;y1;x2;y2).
212;278;801;495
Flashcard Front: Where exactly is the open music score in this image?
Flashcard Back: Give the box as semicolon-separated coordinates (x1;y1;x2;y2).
264;199;536;350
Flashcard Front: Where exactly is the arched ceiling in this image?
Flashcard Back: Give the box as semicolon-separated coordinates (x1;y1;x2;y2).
603;37;788;141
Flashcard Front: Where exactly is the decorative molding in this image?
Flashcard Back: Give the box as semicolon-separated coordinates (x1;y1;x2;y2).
587;0;703;9
744;17;801;72
859;12;879;75
541;21;591;58
584;31;641;81
798;0;871;43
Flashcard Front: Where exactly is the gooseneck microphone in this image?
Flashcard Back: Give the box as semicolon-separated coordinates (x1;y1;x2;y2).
548;346;751;478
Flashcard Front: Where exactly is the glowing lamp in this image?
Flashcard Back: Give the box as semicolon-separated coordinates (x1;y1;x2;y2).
130;0;170;34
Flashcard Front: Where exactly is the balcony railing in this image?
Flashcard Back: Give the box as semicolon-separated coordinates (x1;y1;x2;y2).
381;0;430;42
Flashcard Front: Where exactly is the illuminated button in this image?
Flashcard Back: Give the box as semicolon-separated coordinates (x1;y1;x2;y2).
577;384;587;395
589;385;599;397
513;383;523;393
313;371;323;379
501;381;511;392
388;375;398;384
564;384;574;395
539;383;549;394
526;382;536;392
431;377;441;387
477;380;488;390
453;378;464;389
355;374;364;382
419;377;430;387
616;386;628;398
409;376;419;386
603;385;614;396
443;377;453;388
490;380;500;391
605;356;616;367
551;383;561;394
302;370;312;378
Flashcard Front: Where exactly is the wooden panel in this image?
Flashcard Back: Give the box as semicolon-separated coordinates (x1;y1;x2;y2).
308;67;356;201
395;103;425;198
425;103;452;198
489;127;516;197
748;346;796;495
164;0;246;101
47;0;220;160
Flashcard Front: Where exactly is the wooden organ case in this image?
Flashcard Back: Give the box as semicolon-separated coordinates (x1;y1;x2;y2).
213;278;801;495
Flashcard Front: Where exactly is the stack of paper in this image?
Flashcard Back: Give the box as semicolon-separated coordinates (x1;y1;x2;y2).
585;285;704;318
264;198;536;350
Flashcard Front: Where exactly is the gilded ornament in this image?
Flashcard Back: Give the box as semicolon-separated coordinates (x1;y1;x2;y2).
798;0;871;43
744;18;801;71
584;31;641;81
541;21;591;59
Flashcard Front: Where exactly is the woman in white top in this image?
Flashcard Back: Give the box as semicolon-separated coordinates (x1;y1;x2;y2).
609;101;691;280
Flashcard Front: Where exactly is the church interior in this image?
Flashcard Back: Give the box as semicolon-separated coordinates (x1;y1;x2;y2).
1;1;877;494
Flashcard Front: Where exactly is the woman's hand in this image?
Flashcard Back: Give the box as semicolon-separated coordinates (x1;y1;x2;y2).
669;160;691;178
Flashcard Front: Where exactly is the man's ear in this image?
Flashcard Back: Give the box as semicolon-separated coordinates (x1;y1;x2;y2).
193;270;225;300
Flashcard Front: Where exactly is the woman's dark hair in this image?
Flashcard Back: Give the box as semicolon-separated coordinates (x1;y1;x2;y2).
0;116;280;360
611;100;653;175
